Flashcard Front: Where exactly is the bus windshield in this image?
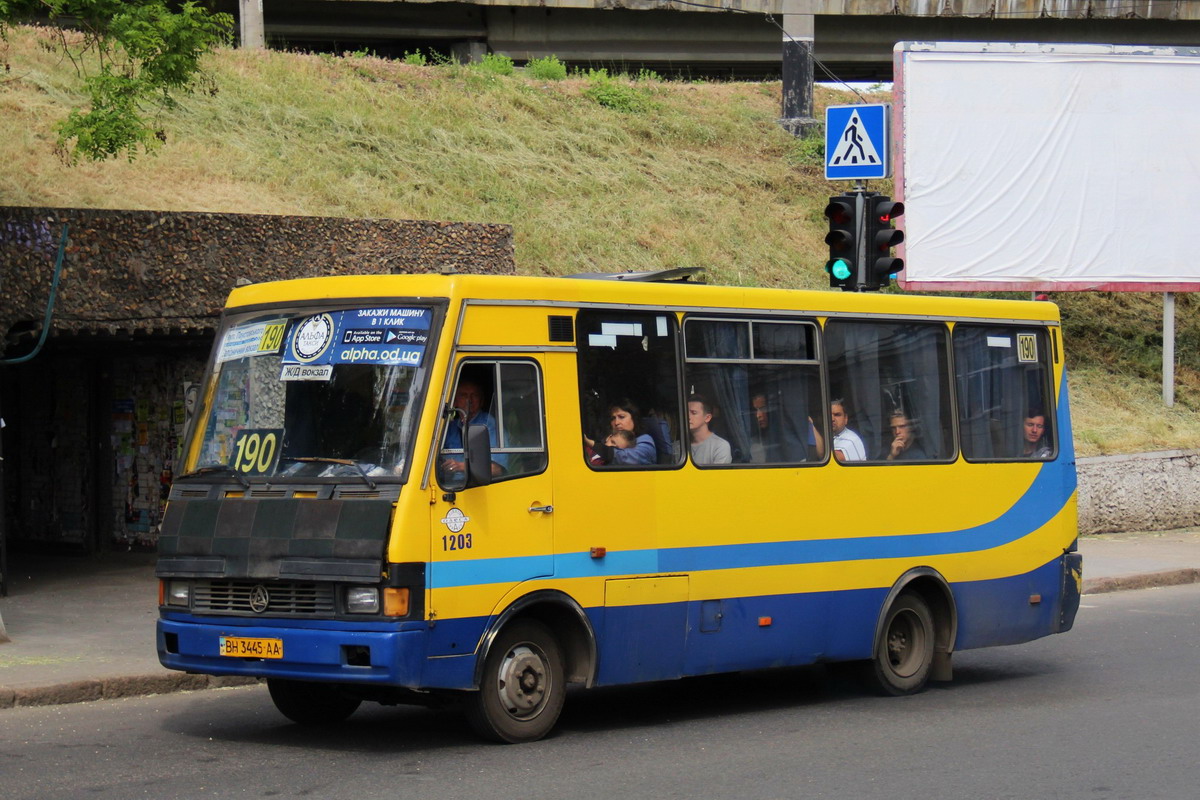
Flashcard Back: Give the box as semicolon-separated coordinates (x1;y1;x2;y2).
189;305;434;481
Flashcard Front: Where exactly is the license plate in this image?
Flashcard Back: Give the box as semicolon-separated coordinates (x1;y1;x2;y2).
219;636;283;659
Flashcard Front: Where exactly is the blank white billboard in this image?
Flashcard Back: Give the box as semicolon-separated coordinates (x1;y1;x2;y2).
894;42;1200;292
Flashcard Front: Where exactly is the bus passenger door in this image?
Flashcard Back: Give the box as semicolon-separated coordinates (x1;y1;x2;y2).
427;358;553;657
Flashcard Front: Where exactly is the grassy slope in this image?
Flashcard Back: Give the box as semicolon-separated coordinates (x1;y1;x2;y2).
3;25;1199;455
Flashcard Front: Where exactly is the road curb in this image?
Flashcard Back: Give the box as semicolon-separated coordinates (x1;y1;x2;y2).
1082;568;1200;595
0;673;259;710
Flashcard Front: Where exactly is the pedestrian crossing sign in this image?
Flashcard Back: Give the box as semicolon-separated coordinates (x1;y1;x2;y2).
825;104;890;180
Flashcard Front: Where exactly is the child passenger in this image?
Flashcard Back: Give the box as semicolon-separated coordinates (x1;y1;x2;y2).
588;429;637;466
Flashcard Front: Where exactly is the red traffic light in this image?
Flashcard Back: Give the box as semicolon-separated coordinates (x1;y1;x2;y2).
873;200;904;224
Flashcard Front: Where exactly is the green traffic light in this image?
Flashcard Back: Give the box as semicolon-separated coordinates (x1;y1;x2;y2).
830;258;852;280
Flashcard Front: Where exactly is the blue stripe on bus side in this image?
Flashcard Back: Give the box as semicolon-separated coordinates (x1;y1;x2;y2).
430;457;1073;587
419;553;1070;689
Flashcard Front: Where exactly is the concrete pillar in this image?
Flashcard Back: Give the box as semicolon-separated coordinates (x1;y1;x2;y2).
780;0;817;136
451;41;488;65
239;0;265;49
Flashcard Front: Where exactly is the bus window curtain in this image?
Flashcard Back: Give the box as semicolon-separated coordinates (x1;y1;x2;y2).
692;322;752;462
898;326;948;459
756;323;813;463
827;322;884;460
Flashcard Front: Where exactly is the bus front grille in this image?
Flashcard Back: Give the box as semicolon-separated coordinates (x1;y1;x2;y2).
193;580;337;615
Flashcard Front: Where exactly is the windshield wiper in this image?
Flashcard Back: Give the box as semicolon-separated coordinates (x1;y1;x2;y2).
177;465;250;489
279;457;377;490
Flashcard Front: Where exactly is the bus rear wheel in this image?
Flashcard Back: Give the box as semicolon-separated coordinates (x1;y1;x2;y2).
267;679;362;725
869;592;935;696
466;619;565;743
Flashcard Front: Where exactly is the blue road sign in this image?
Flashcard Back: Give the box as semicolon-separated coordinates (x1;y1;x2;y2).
825;104;890;180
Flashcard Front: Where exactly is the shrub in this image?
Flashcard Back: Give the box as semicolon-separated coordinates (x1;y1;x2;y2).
581;69;649;113
402;50;427;66
526;55;567;81
789;132;825;167
476;52;515;76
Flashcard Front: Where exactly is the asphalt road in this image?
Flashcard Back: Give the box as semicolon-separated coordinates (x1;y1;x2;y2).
2;584;1197;800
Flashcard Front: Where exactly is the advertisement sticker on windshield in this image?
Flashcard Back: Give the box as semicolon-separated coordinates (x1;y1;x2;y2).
341;328;430;347
289;313;336;363
353;308;431;329
283;308;431;367
280;364;334;381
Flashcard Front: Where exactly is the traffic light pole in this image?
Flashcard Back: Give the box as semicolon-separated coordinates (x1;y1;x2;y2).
852;190;868;291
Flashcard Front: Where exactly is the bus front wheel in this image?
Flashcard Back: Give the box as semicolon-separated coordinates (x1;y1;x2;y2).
869;592;935;696
466;619;565;743
267;678;361;725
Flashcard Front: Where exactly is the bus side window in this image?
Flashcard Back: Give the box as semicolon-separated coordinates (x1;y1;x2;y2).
576;309;683;468
825;320;954;463
954;326;1055;461
683;317;823;467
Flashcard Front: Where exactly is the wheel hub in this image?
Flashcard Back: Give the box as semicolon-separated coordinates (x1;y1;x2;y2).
496;644;549;718
886;610;922;678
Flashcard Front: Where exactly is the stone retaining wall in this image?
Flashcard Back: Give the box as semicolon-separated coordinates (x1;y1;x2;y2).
1077;449;1200;534
0;206;515;346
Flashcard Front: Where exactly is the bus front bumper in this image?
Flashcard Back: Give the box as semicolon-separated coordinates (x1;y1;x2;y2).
1058;551;1083;633
157;615;428;687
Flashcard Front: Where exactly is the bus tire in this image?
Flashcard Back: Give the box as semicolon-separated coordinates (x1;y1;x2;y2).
869;592;935;696
466;619;565;743
267;678;361;725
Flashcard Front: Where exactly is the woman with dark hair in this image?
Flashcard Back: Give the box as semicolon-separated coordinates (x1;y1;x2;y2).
583;398;657;466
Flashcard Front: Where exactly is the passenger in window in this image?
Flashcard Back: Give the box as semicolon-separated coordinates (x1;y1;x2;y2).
886;411;928;461
583;399;657;466
749;393;776;463
1022;409;1052;459
441;379;506;477
749;391;822;463
830;398;866;462
688;395;732;465
809;416;825;461
588;430;637;466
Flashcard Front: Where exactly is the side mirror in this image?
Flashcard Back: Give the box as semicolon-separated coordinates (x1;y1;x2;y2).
464;423;493;488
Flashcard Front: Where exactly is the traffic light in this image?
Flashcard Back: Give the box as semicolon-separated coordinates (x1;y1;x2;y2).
823;195;857;291
864;195;905;290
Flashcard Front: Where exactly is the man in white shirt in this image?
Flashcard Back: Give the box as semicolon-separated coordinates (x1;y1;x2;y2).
831;398;866;462
688;395;731;465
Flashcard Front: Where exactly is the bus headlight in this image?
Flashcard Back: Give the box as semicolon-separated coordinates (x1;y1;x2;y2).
345;587;380;614
165;580;191;607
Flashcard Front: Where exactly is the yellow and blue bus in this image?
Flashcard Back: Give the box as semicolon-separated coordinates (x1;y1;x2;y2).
156;271;1081;742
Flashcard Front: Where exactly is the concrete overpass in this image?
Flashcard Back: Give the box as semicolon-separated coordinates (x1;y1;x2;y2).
220;0;1200;82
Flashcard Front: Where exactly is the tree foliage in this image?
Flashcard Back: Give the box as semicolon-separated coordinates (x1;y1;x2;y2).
0;1;233;161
